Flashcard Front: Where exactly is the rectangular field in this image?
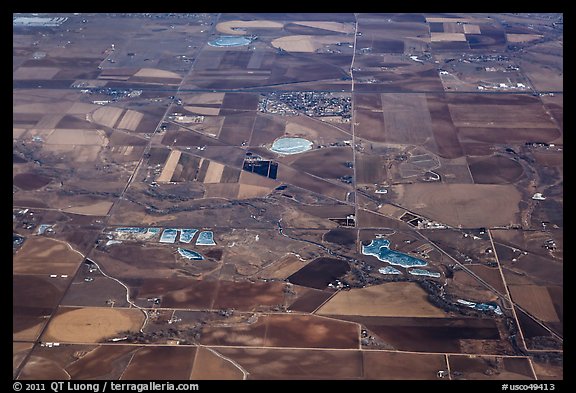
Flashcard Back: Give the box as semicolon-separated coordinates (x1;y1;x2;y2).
121;347;196;380
13;237;84;275
508;285;560;322
317;282;449;318
203;161;225;184
45;129;107;145
116;109;144;131
156;149;182;182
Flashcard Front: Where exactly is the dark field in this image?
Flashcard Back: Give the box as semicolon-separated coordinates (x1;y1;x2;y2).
333;315;501;353
448;354;535;380
288;288;333;313
287;257;350;289
323;228;356;246
13;172;52;190
13;12;562;380
468;155;524;184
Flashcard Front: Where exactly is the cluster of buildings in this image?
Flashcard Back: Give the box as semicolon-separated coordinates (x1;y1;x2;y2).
258;92;352;119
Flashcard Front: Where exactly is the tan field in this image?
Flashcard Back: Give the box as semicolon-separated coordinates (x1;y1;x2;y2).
377;204;407;219
13;67;60;80
203;161;225;184
42;145;101;162
389;183;521;228
13;128;27;138
317;282;449;317
116;110;144;131
14;102;74;114
17;355;71;380
509;285;560;322
190;347;245;380
216;20;284;35
134;68;182;79
426;17;478;23
292;21;355;34
258;254;306;280
183;92;225;105
237;184;273;199
42;307;145;343
36;114;64;129
62;200;114;216
13;321;47;342
204;183;240;199
271;35;349;52
91;106;125;128
67;102;100;114
13;342;34;377
507;34;544;43
238;171;278;188
463;24;482;34
156;150;182;182
431;33;467;42
13;237;84;275
184;106;220;116
44;129;108;145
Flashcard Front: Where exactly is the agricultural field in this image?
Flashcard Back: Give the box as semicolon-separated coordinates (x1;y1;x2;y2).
14;12;561;381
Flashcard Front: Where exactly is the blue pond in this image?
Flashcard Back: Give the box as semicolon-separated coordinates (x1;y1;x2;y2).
177;248;204;260
378;266;402;275
179;229;198;243
409;268;441;278
208;36;252;47
160;228;178;243
116;227;146;234
362;238;427;268
457;299;503;315
196;231;216;245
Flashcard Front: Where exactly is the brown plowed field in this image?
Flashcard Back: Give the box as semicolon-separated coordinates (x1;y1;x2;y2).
121;346;196;380
448;354;535;380
389;183;521;228
215;347;364;380
200;313;359;349
508;285;560;322
13;237;83;275
66;345;139;380
42;307;145;343
13;173;52;190
468;155;524;184
363;351;447;379
190;347;245;380
317;282;448;317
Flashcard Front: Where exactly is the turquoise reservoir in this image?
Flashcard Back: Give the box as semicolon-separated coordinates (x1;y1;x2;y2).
362;238;428;268
177;248;204;260
271;137;313;155
208;36;252;47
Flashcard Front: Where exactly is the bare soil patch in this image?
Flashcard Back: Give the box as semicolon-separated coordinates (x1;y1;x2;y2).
389;183;521;228
190;347;244;380
508;285;559;322
122;346;196;380
364;351;447;379
13;237;83;275
13;173;52;190
216;20;284;35
66;345;138;380
317;282;448;317
42;307;145;343
468;155;524;184
216;347;363;379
